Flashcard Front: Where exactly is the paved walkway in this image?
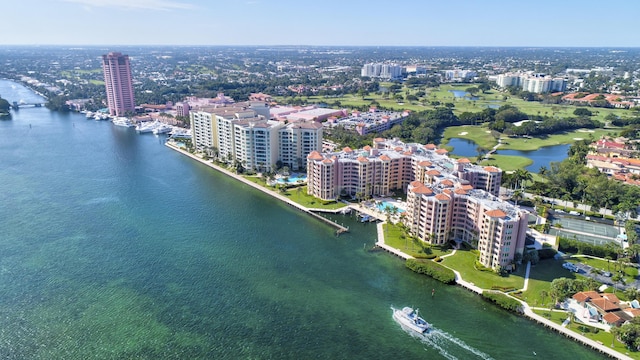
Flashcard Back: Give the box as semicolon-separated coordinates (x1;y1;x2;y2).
165;143;349;232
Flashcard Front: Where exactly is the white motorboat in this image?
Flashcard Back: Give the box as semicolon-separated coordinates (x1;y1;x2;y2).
112;117;135;127
85;111;94;119
135;120;160;133
392;307;430;334
153;124;173;134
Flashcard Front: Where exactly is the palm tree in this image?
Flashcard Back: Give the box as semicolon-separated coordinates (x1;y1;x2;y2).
540;290;548;307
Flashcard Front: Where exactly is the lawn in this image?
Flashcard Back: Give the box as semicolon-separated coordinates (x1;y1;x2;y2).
481;154;533;171
284;186;346;210
520;259;576;307
381;223;452;258
530;309;631;354
242;176;346;210
441;125;497;150
288;84;633;124
440;249;525;290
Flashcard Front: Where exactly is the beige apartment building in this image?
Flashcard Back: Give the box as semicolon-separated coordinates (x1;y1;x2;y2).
307;138;527;269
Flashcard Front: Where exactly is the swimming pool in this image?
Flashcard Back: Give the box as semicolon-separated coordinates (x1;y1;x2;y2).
276;174;307;184
376;201;405;213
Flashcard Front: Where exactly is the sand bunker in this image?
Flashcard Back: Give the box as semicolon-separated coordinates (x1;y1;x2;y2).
578;129;595;133
573;137;584;140
458;132;468;136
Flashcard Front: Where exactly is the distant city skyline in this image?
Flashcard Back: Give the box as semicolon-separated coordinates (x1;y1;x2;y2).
3;0;640;47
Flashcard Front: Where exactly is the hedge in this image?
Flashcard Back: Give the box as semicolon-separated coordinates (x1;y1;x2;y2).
406;259;456;284
481;291;523;313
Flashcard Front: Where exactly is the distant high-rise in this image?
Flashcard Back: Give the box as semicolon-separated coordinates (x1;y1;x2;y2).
102;52;135;116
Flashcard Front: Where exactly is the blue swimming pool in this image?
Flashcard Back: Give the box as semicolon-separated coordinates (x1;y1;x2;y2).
376;201;405;213
276;174;307;184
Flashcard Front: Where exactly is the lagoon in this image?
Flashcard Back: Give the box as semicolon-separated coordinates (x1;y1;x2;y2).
446;137;570;172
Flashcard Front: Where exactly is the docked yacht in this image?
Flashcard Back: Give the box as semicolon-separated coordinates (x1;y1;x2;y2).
392;307;430;334
85;111;94;119
135;120;160;133
153;123;173;134
112;117;135;128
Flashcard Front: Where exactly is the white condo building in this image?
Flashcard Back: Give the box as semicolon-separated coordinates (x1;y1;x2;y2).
190;105;322;172
361;63;402;80
496;72;567;93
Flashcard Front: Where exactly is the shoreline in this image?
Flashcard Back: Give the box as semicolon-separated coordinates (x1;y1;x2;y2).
164;142;348;233
167;141;630;359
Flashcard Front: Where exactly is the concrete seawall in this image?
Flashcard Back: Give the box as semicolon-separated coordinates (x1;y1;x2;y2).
165;143;348;233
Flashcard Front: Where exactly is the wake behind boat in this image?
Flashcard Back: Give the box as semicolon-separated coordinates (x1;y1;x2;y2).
392;306;430;334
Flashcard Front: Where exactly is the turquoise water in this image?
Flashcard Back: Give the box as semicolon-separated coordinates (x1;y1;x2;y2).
377;201;405;213
0;80;606;359
277;174;307;184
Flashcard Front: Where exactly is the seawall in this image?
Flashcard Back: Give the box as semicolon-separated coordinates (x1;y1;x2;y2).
165;142;348;233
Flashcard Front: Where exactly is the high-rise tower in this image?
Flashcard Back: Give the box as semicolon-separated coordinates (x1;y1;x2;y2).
102;52;135;117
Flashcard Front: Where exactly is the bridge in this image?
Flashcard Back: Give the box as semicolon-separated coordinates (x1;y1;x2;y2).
11;101;45;109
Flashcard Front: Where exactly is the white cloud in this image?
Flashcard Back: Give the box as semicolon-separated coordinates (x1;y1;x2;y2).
62;0;195;11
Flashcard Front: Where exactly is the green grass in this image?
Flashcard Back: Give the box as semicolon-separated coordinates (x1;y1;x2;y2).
242;176;345;210
440;249;525;290
531;309;636;357
284;186;346;210
89;79;105;85
481;154;533;171
520;259;576;307
381;223;452;258
441;125;498;150
285;84;634;123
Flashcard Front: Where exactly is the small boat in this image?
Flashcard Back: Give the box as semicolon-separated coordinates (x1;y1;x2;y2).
392;306;430;334
85;111;94;119
360;215;371;223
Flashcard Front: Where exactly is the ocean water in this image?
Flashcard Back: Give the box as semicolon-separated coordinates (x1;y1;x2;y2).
0;80;606;359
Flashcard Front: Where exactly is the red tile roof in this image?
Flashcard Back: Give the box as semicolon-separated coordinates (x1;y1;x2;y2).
435;193;450;201
458;158;471;163
418;161;432;167
412;185;433;195
379;155;391;161
485;209;506;218
484;166;500;173
603;312;622;324
441;179;454;187
307;151;323;160
343;147;353;153
591;297;620;312
424;144;437;150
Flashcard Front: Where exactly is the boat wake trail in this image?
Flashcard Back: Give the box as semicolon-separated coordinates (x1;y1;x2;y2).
396;321;493;360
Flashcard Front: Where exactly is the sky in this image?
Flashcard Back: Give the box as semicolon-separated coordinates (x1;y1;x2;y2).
2;0;639;47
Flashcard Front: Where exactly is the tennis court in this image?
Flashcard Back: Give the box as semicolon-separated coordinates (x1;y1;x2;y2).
552;217;620;238
548;229;618;247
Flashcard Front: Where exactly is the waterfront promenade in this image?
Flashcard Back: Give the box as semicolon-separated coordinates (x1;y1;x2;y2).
165;142;348;233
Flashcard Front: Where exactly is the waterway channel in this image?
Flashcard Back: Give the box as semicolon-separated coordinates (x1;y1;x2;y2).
0;79;606;359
